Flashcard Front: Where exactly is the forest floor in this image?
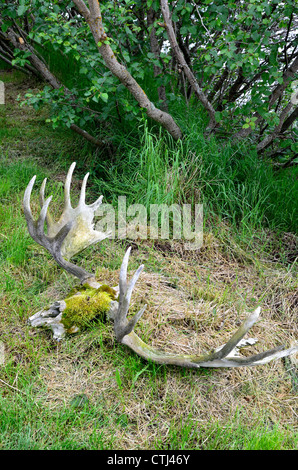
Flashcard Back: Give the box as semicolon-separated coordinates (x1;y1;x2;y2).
0;69;297;450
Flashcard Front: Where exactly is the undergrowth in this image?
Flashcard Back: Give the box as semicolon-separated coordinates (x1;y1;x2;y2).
0;69;297;451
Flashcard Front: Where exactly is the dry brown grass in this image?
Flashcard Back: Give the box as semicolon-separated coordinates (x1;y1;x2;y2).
1;218;296;448
24;234;297;449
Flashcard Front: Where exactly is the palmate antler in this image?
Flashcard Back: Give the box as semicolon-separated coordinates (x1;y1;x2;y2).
24;163;298;367
23;162;108;284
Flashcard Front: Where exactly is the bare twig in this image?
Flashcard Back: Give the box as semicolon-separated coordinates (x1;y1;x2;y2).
160;0;217;129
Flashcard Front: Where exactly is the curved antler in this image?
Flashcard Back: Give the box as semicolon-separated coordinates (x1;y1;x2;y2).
115;248;298;368
38;162;107;259
23;163;108;284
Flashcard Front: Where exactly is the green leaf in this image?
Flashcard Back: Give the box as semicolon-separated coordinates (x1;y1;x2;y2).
215;111;222;123
17;5;27;16
1;22;11;33
100;93;109;103
115;369;122;389
251;31;260;41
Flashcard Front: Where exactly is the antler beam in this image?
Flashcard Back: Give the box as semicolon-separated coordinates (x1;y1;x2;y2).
114;248;298;368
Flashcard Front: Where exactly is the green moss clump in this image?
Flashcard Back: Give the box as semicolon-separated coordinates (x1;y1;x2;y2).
97;284;117;300
61;285;114;331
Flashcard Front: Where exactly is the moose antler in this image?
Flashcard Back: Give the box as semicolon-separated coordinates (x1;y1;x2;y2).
24;163;298;367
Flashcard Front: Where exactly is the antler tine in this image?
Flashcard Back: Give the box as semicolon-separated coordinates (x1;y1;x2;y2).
119;246;131;304
64;162;76;209
36;196;53;240
39;178;55;231
118;247;145;309
23;175;36;219
79;172;89;207
114;247;146;341
126;264;145;307
39;177;47;206
205;307;261;362
244;344;297;366
89;194;104;211
23;175;38;240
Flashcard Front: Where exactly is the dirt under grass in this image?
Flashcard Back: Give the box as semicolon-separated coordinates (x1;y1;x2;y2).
0;69;297;450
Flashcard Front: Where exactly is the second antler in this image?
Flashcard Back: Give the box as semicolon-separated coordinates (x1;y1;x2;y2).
24;163;298;368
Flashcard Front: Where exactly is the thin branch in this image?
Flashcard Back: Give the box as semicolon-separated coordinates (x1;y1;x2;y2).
72;0;182;140
257;101;293;152
233;54;298;140
194;4;212;39
160;0;217;129
283;11;293;70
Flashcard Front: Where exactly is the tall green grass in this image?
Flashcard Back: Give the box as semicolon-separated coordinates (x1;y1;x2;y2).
91;122;298;236
153;413;297;450
0;384;117;450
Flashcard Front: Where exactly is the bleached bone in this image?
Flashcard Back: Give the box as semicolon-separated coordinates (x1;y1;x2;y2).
27;296;118;341
113;248;298;368
23;162;109;283
24;163;298;368
28;301;67;341
26;162;108;260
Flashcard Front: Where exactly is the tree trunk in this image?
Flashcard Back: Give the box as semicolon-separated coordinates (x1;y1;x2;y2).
5;28;107;147
147;7;168;111
257;101;293;152
281;107;298;133
73;0;182;140
268;55;298;108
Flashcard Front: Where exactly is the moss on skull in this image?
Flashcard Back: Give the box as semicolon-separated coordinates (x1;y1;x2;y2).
61;284;116;331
